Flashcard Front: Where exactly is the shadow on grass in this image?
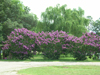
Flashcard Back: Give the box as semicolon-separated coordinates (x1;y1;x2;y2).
0;54;100;62
0;58;100;62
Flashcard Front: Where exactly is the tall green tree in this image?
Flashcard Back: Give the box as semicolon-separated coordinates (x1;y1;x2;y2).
19;6;38;30
0;0;24;40
0;0;38;41
37;4;89;37
2;18;23;40
20;13;38;30
91;18;100;35
86;16;100;35
0;1;4;59
0;0;38;59
86;16;95;32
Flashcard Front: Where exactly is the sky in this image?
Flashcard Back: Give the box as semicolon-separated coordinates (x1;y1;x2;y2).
20;0;100;21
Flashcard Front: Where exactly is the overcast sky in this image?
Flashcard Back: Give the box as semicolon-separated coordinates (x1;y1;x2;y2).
20;0;100;21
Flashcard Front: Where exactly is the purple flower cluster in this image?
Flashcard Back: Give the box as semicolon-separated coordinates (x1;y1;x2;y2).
2;28;38;59
2;28;100;60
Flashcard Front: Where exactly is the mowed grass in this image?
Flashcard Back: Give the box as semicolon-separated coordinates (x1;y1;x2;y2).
17;65;100;75
0;54;100;62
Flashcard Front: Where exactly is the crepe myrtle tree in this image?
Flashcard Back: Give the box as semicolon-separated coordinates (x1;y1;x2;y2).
2;28;100;60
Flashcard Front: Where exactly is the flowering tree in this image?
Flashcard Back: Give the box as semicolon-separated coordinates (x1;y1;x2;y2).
2;28;100;60
2;28;38;60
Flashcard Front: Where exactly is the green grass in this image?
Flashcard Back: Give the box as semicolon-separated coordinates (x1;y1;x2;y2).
0;54;100;62
17;65;100;75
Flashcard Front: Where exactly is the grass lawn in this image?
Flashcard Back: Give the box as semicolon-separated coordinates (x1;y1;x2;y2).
17;65;100;75
0;54;100;62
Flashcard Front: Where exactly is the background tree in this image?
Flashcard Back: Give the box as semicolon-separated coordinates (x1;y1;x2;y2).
20;13;38;30
86;16;100;36
0;0;38;41
86;16;95;32
0;1;4;59
0;0;38;59
2;18;23;40
92;18;100;36
36;4;90;37
0;0;24;40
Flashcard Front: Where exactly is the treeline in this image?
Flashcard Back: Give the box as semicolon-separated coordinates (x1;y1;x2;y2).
0;0;100;50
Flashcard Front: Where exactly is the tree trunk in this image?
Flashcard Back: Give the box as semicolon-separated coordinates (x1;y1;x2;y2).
8;52;12;59
3;51;5;59
0;46;2;59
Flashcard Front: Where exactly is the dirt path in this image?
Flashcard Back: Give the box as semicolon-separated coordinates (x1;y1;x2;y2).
0;61;100;75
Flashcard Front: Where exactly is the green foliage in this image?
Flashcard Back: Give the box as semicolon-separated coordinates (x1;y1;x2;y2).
86;16;95;32
0;0;38;59
86;16;100;36
73;51;87;60
0;23;3;42
0;26;3;59
92;18;100;35
0;0;38;41
2;18;23;40
36;4;89;37
42;43;62;60
20;13;38;30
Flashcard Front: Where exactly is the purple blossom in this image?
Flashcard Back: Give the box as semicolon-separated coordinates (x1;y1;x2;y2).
2;28;100;60
54;50;57;53
19;42;23;45
31;44;35;48
23;45;29;50
62;46;66;49
24;52;28;54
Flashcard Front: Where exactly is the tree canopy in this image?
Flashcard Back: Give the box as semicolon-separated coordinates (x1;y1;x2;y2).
0;0;38;40
36;4;89;37
89;18;100;36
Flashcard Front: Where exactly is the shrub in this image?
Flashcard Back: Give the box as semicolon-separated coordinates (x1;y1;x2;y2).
2;28;37;60
61;32;100;60
2;28;100;60
37;30;66;60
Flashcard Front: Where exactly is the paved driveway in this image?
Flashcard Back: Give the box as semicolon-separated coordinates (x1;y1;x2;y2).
0;61;100;75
